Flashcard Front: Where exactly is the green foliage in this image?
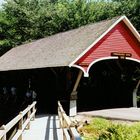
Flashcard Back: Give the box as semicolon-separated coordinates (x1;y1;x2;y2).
82;118;140;140
0;9;12;55
0;0;139;55
82;118;111;140
113;0;140;32
99;123;140;140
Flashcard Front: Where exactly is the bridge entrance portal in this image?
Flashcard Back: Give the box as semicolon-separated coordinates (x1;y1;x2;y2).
77;59;140;112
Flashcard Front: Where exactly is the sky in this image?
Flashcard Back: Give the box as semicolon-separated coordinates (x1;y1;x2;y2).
0;0;4;6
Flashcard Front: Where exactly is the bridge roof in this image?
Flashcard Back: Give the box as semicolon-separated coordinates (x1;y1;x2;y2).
0;16;139;71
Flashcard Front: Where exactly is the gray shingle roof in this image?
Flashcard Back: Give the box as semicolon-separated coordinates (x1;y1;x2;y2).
0;16;121;71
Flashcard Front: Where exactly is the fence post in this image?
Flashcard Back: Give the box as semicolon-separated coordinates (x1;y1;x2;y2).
0;125;6;140
32;104;35;121
26;105;31;130
18;112;23;140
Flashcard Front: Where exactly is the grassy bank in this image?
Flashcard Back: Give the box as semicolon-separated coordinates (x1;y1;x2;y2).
81;118;140;140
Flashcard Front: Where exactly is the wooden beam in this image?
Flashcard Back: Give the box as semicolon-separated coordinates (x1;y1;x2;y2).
136;80;140;89
70;70;83;100
72;70;83;92
116;60;123;71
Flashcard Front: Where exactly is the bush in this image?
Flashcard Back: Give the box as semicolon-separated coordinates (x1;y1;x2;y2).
82;118;140;140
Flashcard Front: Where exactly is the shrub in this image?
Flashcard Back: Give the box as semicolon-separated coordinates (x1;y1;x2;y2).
82;118;140;140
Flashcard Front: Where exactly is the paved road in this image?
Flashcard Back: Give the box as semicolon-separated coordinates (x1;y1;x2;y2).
78;108;140;121
23;115;63;140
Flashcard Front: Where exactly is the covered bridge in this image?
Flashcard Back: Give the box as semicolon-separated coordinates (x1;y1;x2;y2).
0;16;139;116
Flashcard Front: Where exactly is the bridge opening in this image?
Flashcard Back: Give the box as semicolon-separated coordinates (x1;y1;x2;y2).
28;67;70;114
0;67;79;119
77;59;140;112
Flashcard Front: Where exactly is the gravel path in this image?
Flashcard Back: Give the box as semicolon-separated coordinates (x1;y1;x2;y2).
73;108;140;123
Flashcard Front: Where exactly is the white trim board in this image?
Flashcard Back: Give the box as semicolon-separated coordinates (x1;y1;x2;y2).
72;57;140;77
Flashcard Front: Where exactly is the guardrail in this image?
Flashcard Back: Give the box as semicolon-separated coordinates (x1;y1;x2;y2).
58;101;81;140
0;101;37;140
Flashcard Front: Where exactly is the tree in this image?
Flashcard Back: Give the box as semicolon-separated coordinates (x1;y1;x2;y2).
0;9;12;55
0;0;139;52
112;0;140;32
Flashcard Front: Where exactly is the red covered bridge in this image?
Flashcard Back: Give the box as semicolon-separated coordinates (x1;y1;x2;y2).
0;15;140;140
0;15;139;116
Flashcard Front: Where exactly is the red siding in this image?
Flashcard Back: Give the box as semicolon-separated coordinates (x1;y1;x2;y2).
75;21;140;72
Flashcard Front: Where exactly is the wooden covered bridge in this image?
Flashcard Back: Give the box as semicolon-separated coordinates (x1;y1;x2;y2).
0;15;139;139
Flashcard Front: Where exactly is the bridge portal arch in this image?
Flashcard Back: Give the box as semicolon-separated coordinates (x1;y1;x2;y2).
76;58;140;112
86;57;140;77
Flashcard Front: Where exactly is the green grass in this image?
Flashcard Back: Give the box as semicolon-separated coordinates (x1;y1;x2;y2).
81;118;140;140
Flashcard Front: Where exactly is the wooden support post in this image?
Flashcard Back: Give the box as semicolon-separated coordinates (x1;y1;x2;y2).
26;106;31;129
18;112;23;140
69;70;83;117
69;100;77;117
1;135;6;140
133;80;140;107
32;105;35;121
0;125;6;140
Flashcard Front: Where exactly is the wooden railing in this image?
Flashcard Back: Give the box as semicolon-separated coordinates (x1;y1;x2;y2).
0;101;37;140
58;101;81;140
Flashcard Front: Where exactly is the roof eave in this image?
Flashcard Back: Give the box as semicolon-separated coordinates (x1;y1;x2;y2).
123;16;140;42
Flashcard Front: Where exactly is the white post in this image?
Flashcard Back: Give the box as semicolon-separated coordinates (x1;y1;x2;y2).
69;70;83;117
133;80;140;107
133;89;137;107
69;93;77;117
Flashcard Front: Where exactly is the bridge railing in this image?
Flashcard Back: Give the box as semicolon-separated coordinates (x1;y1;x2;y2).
58;101;81;140
0;101;37;140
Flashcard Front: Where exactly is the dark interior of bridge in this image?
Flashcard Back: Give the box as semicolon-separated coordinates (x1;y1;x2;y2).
0;59;139;125
77;59;140;111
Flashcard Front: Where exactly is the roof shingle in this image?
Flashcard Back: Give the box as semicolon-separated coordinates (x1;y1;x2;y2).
0;16;122;71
